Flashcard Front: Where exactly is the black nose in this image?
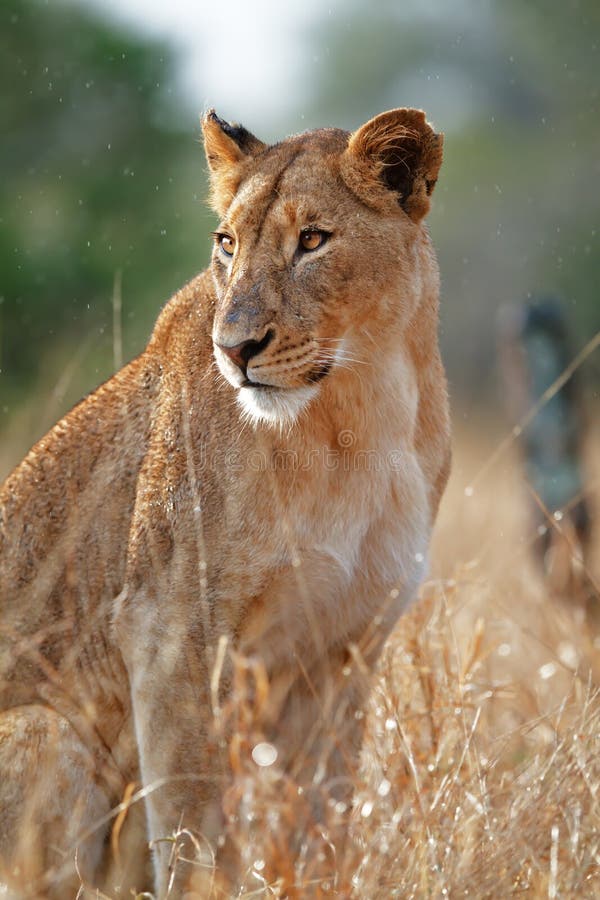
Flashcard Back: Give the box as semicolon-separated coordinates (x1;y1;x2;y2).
217;329;274;375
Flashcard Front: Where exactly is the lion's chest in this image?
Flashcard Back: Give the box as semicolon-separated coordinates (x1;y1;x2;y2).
209;439;430;645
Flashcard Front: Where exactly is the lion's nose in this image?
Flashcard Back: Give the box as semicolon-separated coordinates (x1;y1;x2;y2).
216;329;274;375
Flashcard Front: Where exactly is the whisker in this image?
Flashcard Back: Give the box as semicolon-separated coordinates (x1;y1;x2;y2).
313;352;371;369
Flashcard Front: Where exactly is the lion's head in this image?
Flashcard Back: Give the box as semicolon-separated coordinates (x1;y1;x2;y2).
202;108;443;426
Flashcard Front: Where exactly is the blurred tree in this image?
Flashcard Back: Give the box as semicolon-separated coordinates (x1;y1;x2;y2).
498;0;600;340
0;0;213;415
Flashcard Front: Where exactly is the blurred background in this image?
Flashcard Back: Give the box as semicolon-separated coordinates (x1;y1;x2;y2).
1;0;598;471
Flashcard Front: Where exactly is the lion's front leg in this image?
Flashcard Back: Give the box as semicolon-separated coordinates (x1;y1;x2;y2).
237;564;377;817
270;647;370;800
212;649;370;894
115;591;227;897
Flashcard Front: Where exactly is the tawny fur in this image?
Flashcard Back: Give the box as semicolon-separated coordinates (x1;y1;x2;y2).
0;108;450;897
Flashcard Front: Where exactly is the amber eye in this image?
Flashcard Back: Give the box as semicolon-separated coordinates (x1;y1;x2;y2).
216;234;235;257
299;229;327;252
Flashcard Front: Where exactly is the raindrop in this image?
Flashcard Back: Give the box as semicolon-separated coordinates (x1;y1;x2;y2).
557;642;578;668
251;742;277;767
539;662;556;680
377;779;391;797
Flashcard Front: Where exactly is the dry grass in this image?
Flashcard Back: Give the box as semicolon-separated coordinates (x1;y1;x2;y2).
347;419;600;899
162;418;600;898
1;414;599;898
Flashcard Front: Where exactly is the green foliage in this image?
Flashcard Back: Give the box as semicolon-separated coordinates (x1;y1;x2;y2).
0;0;213;409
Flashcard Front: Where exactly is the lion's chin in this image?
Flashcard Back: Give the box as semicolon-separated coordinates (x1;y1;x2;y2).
237;383;318;427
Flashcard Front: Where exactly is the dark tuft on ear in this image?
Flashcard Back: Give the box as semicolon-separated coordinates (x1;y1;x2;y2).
201;110;266;214
204;110;265;161
342;108;443;222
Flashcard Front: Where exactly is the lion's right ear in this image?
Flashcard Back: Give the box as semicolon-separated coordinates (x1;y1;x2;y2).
202;110;266;215
341;108;443;222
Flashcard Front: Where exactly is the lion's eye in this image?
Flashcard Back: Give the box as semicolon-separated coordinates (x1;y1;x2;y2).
299;229;328;252
214;233;235;257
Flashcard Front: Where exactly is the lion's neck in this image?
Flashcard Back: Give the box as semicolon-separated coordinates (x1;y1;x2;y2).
304;326;419;453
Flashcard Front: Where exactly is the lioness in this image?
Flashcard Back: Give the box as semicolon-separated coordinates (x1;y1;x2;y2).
0;108;450;896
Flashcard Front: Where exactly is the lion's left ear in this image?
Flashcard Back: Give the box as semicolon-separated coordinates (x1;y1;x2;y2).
202;110;266;214
342;108;443;222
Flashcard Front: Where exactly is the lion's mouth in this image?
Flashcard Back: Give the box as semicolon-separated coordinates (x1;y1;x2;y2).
307;361;332;384
240;361;332;391
240;379;273;390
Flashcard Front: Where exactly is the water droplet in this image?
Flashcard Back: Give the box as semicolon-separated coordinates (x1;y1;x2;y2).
251;742;277;767
557;642;578;668
377;778;391;797
539;662;556;680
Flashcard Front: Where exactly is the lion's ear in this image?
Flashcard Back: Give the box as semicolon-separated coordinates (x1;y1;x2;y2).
342;108;443;222
202;110;266;214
